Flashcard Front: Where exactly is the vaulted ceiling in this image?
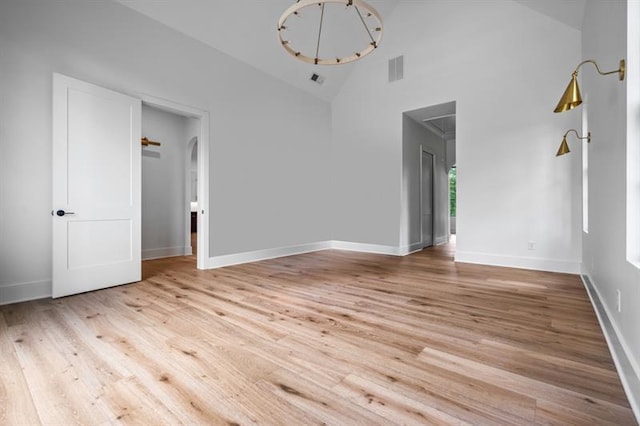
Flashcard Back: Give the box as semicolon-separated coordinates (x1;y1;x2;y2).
116;0;585;102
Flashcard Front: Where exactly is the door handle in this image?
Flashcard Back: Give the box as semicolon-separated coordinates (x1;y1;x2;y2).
54;209;75;217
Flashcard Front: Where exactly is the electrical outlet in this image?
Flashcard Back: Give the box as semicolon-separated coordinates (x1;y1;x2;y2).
527;241;535;250
616;289;622;313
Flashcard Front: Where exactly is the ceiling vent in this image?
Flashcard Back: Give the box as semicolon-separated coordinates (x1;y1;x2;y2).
310;73;325;85
389;55;404;82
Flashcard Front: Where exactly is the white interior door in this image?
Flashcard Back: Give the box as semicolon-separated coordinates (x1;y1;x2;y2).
52;74;141;298
421;151;434;248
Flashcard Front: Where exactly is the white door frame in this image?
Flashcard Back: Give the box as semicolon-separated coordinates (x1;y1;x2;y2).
420;146;435;249
138;94;210;269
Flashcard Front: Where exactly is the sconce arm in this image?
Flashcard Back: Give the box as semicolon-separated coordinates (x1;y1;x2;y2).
573;59;625;80
564;129;591;142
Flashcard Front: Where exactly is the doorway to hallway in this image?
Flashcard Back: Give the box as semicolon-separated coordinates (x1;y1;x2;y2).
402;101;457;253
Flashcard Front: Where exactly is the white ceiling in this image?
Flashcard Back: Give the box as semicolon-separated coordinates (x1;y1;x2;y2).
512;0;586;31
405;101;456;141
424;116;456;139
116;0;399;102
116;0;585;102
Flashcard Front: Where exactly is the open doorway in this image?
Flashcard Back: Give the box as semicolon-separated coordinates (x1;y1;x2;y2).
402;101;456;252
140;95;209;270
50;74;209;297
141;105;199;264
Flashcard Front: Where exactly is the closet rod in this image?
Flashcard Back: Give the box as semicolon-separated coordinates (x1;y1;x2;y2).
141;137;161;146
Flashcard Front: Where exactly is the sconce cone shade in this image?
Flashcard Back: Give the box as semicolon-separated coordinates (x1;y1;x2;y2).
554;73;582;113
556;137;571;156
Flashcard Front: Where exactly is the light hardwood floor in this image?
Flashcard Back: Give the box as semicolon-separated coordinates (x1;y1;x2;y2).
0;240;636;425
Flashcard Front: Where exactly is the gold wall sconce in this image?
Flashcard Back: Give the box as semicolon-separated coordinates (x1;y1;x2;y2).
554;59;625;113
556;129;591;156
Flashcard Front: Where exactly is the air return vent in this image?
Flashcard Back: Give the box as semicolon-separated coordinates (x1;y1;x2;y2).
389;55;404;82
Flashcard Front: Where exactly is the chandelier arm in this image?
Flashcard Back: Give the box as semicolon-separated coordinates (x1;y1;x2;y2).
315;3;326;64
355;5;376;45
277;0;383;65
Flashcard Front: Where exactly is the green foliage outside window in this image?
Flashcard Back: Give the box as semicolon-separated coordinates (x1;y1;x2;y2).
449;166;456;217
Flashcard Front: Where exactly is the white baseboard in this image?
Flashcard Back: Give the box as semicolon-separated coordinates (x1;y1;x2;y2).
332;240;417;256
455;251;581;274
0;280;52;306
205;240;425;270
1;243;585;307
581;275;640;422
405;241;424;254
142;246;191;261
435;235;449;246
205;241;332;269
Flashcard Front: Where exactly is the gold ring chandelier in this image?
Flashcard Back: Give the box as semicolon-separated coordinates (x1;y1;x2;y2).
277;0;383;65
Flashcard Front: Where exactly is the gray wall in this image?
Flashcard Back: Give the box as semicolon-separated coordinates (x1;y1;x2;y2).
0;0;331;301
331;0;583;272
582;0;640;409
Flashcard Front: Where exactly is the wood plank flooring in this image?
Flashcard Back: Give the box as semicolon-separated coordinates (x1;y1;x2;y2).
0;240;636;425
